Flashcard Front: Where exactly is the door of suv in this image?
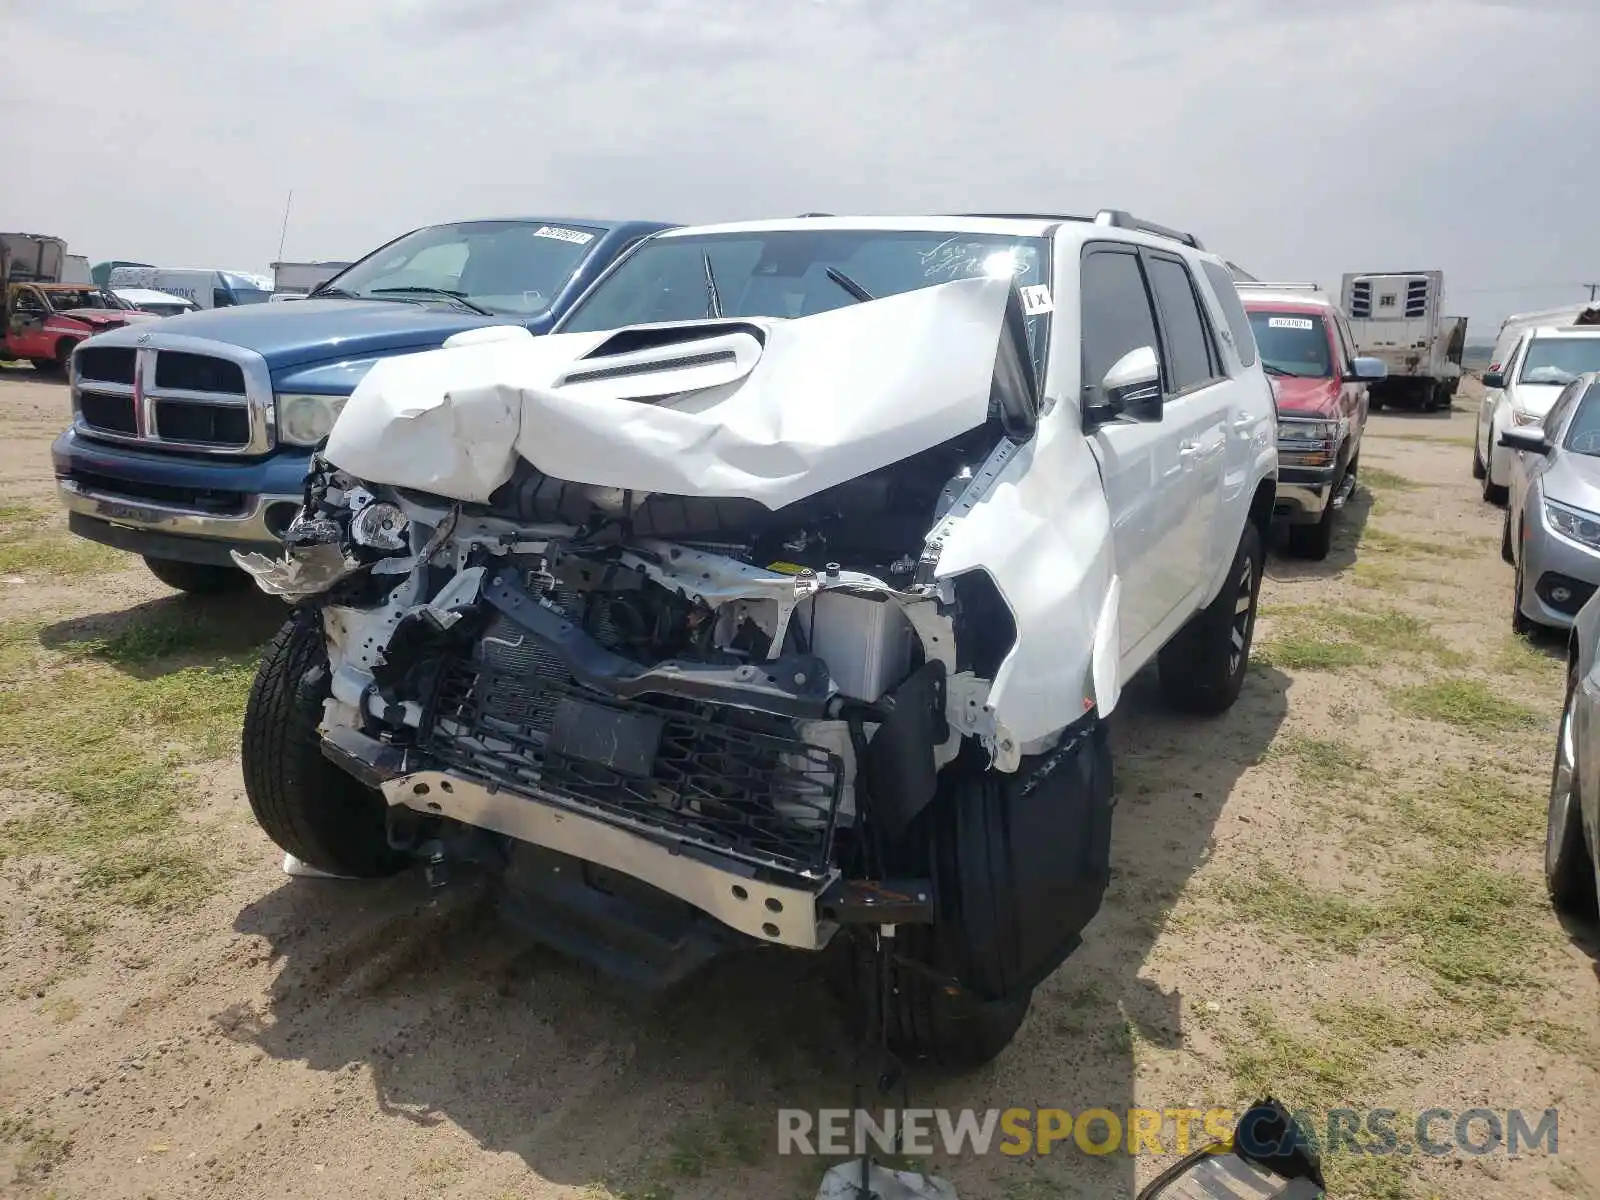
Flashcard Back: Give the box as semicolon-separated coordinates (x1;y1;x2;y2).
1081;243;1213;662
1141;251;1230;605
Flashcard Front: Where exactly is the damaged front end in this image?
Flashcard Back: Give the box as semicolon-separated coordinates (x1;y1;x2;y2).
236;429;1023;958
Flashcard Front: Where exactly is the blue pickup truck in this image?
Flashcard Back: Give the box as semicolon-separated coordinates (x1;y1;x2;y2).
53;216;674;593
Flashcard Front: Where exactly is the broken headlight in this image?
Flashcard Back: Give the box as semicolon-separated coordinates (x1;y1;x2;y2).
277;393;348;446
350;501;409;551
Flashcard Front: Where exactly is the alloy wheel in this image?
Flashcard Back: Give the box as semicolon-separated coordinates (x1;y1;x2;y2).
1229;558;1255;676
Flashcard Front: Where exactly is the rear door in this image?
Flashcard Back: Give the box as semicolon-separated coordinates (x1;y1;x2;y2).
1141;250;1230;606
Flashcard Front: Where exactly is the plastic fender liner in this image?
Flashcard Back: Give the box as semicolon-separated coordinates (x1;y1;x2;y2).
859;661;948;841
887;710;1113;1004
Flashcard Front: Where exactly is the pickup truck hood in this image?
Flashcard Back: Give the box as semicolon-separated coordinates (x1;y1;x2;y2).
1268;374;1340;417
145;298;533;371
325;275;1018;510
56;309;158;328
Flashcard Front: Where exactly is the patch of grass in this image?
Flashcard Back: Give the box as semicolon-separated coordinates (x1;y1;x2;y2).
1393;765;1541;851
662;1110;770;1178
1495;634;1564;679
0;609;266;916
1361;467;1421;491
1321;606;1466;667
1273;734;1370;785
38;995;81;1025
1391;677;1542;734
1379;432;1476;448
1358;526;1475;561
0;534;122;579
1350;561;1406;592
1253;636;1369;672
0;1113;73;1183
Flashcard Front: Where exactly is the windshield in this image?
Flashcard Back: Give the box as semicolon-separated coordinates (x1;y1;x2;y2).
225;287;273;306
1519;337;1600;386
559;228;1053;375
324;220;602;316
1247;310;1332;378
1564;384;1600;457
45;288;123;312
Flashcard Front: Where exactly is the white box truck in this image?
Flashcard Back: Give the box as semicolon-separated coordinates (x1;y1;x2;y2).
1340;270;1468;412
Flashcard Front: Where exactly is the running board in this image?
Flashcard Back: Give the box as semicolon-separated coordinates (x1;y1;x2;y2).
1331;472;1359;511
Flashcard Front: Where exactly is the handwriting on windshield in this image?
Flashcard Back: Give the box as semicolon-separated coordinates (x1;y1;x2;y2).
919;239;1031;282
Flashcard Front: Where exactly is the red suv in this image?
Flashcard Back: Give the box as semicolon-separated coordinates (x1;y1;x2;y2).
1239;283;1387;559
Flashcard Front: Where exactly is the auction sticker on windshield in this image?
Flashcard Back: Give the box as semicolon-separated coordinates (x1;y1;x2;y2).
533;226;595;245
1268;317;1315;330
1019;284;1054;315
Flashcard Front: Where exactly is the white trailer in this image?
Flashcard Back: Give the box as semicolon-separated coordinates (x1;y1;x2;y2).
1340;270;1468;411
269;260;353;296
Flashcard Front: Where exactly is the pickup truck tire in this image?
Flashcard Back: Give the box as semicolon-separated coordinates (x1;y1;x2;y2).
28;358;56;374
1158;522;1263;715
143;556;250;595
1286;492;1337;561
241;610;409;878
1546;659;1596;916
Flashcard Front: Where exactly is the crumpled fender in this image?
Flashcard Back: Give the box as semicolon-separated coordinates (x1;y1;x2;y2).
935;409;1118;749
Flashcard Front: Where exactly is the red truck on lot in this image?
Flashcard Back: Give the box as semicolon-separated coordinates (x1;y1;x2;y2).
2;232;156;373
1237;282;1387;559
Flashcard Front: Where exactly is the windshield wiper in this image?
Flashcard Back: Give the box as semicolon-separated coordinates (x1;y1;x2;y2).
825;266;874;303
1261;364;1297;378
310;286;357;299
702;253;723;319
367;286;493;316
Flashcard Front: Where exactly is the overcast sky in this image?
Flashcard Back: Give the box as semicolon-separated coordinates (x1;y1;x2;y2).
5;0;1596;333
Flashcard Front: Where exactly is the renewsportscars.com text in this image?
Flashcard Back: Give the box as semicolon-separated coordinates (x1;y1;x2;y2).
776;1106;1559;1159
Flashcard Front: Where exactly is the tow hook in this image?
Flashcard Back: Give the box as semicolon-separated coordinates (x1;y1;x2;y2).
1331;471;1359;511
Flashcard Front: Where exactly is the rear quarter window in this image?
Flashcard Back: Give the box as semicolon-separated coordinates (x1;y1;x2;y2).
1199;261;1257;367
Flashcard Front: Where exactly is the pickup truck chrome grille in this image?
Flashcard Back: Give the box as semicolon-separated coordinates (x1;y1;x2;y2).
71;335;275;456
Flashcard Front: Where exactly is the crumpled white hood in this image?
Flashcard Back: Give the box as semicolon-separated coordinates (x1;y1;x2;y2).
324;275;1013;509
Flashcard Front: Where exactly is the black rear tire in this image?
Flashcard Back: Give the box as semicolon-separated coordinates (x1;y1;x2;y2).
143;556;250;595
241;610;409;877
1158;522;1264;715
1547;661;1597;916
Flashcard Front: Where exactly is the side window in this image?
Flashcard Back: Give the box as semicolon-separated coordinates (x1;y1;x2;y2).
1543;381;1582;441
1147;255;1220;393
1079;247;1161;396
15;288;44;317
1333;314;1357;374
212;289;233;308
1199;260;1256;367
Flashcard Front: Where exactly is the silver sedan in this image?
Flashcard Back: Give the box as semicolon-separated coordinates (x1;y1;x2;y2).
1502;371;1600;633
1549;588;1600;915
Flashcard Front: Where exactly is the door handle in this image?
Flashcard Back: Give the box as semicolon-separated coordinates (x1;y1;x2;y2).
1179;441;1201;455
1232;415;1255;428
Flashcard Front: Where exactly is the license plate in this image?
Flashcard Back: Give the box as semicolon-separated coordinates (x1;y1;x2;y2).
96;500;163;525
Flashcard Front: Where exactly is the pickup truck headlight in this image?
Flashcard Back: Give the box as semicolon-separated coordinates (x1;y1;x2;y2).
1276;417;1345;468
277;393;347;446
1545;500;1600;551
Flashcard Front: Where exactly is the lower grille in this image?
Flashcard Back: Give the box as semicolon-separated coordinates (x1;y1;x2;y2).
418;623;844;877
65;468;248;514
155;400;250;447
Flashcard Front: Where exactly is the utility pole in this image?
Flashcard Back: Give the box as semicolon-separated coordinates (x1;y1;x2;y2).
275;189;294;265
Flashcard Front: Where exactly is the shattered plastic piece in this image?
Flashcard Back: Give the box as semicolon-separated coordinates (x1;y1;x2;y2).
815;1161;958;1200
231;542;362;599
349;501;409;551
281;853;356;880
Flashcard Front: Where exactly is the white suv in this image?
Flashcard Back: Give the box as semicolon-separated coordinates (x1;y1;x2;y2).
1478;325;1600;504
234;211;1279;1071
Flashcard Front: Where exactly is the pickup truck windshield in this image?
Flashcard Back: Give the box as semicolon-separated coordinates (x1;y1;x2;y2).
44;288;123;312
1247;311;1332;378
325;220;602;316
560;228;1053;375
1520;338;1600;386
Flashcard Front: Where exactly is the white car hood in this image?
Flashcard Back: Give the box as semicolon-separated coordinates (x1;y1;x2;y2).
1509;381;1568;418
324;275;1016;510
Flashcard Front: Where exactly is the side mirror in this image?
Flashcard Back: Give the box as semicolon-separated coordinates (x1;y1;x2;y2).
1483;371;1505;389
1345;356;1386;382
1090;345;1163;425
1499;426;1551;455
1138;1099;1325;1199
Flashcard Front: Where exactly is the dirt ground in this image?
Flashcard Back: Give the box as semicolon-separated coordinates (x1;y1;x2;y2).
1;367;1595;1199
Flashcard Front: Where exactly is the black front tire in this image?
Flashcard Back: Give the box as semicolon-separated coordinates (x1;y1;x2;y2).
1547;661;1597;915
1511;545;1535;635
144;556;250;595
1285;498;1336;561
1500;507;1514;564
1472;427;1487;480
241;611;409;877
1158;522;1264;715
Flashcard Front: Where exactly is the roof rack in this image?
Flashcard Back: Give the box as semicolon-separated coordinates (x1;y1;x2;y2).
1092;209;1204;251
794;212;835;217
1237;280;1323;292
950;212;1094;221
